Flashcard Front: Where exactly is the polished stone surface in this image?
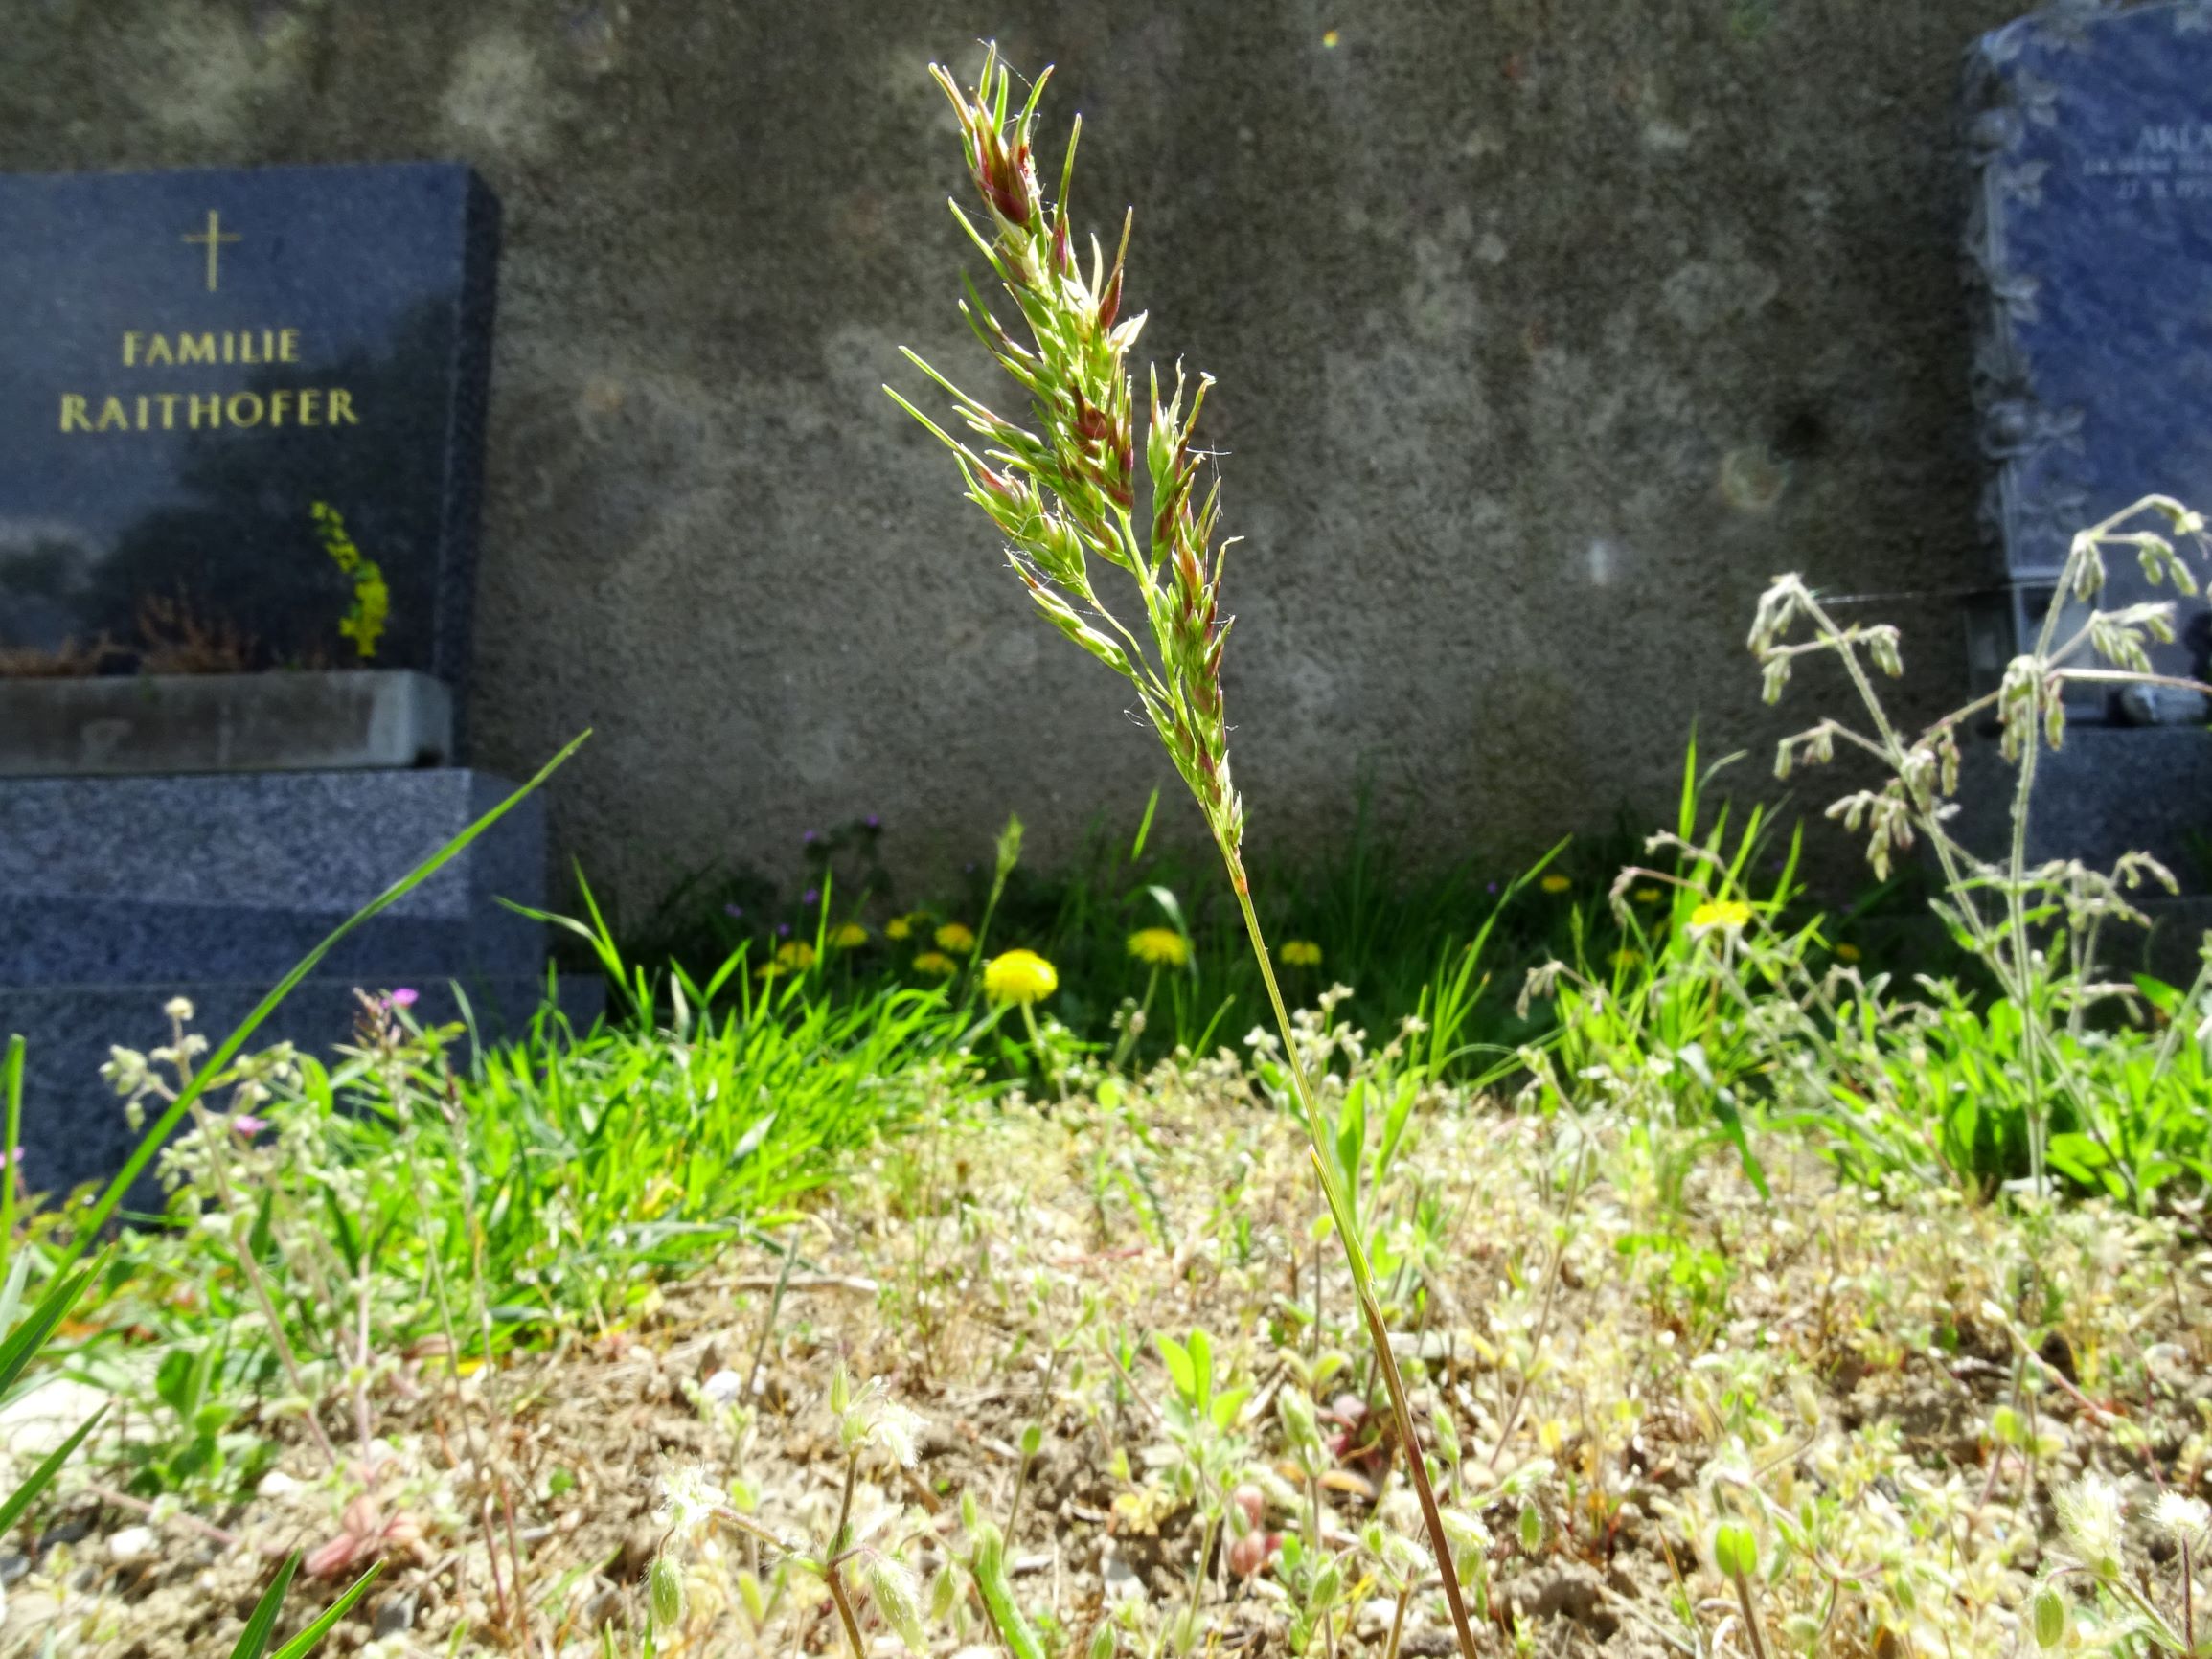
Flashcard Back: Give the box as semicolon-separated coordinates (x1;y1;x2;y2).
0;670;451;777
1952;726;2212;887
1965;1;2212;682
0;769;543;984
0;164;497;687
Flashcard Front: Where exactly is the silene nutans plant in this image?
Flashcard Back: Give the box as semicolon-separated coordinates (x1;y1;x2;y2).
890;45;1482;1658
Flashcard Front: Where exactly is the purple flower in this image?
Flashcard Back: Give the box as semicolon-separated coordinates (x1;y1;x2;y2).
724;903;745;920
777;922;791;938
802;887;820;905
803;829;820;845
864;814;880;830
388;988;419;1010
1487;881;1499;895
232;1115;268;1136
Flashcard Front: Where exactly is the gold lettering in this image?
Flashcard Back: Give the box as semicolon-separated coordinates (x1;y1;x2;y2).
297;389;321;426
95;397;127;433
121;332;141;367
146;334;173;367
267;390;291;427
226;391;264;427
279;328;299;363
178;333;216;365
58;394;90;433
156;393;179;430
135;396;148;430
188;394;221;429
327;387;358;425
222;333;235;365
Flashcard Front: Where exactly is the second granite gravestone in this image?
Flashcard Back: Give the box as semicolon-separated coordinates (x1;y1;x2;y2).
1965;0;2212;712
1957;1;2212;962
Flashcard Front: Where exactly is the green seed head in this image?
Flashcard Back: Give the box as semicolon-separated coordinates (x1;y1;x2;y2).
1711;1521;1758;1580
2032;1586;2067;1650
649;1554;686;1629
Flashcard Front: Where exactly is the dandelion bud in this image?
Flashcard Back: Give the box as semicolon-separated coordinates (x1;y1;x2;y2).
1226;1529;1276;1579
649;1554;686;1628
1230;1484;1266;1534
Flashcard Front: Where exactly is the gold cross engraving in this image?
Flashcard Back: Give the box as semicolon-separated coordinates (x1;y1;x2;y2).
181;210;240;291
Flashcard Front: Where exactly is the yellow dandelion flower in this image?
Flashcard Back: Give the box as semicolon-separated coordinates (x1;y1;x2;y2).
911;951;958;978
983;948;1059;1006
885;917;912;941
1127;927;1190;968
1633;887;1661;903
1688;899;1753;934
1280;939;1323;968
1539;873;1571;894
774;940;817;971
935;922;977;954
1835;941;1861;963
830;922;870;949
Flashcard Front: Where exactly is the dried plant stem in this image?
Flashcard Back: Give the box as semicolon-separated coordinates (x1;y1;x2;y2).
1228;866;1479;1659
1730;1567;1772;1659
1382;1579;1413;1659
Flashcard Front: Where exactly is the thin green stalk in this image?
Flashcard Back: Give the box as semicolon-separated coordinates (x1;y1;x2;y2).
1227;864;1479;1659
2;1036;21;1255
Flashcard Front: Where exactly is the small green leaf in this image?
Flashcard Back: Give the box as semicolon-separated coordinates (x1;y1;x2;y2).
1155;1334;1194;1402
265;1562;383;1659
228;1552;301;1659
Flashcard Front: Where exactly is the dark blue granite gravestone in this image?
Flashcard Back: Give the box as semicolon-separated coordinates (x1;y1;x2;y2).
0;165;586;1204
1965;0;2212;706
0;163;497;684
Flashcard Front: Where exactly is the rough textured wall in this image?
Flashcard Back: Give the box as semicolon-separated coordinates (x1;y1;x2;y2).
0;0;2022;906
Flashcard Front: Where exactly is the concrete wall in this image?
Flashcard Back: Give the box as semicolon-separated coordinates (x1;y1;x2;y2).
1;0;2024;907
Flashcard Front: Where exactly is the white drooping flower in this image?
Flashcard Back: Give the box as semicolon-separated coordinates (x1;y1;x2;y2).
654;1463;723;1544
2053;1471;2125;1574
837;1375;926;1467
2152;1490;2210;1549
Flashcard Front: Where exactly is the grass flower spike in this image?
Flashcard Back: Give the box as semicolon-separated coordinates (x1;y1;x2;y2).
1127;926;1189;967
983;949;1060;1006
893;46;1480;1658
